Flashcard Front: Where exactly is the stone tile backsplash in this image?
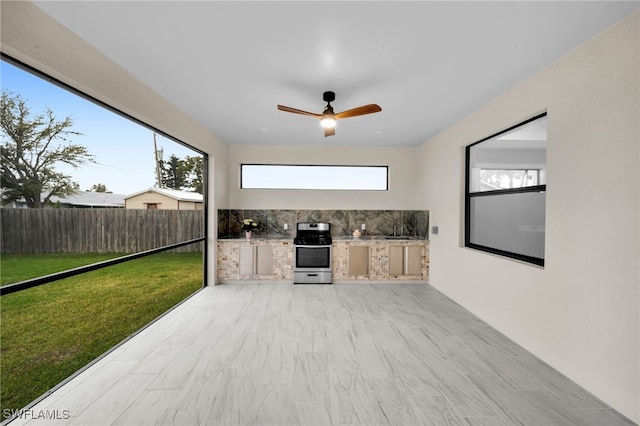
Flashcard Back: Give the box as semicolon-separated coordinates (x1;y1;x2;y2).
218;209;429;239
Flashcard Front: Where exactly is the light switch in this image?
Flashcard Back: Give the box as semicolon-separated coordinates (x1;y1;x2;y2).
361;223;366;230
284;223;288;230
431;226;438;235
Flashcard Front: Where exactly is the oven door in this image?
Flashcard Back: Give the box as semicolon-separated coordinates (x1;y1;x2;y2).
294;245;332;271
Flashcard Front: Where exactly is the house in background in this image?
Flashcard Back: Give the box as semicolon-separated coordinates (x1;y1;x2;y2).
48;192;125;208
125;187;203;210
1;191;125;209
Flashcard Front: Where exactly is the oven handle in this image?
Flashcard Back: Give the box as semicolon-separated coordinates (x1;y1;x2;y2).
294;245;332;248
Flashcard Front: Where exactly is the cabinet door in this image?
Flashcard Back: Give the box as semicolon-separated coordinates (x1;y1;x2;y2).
256;246;273;275
239;245;255;275
389;246;404;275
348;246;369;276
404;246;422;275
240;245;273;275
389;245;422;275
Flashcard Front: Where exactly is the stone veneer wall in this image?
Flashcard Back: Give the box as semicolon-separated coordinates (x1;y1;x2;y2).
332;240;429;281
217;240;293;281
217;239;429;282
218;209;429;239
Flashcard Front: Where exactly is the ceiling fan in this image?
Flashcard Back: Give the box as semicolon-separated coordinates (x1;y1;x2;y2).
277;91;382;137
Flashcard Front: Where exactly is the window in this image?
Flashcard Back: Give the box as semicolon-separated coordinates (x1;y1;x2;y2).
465;113;547;266
147;203;158;210
241;164;388;190
477;169;541;191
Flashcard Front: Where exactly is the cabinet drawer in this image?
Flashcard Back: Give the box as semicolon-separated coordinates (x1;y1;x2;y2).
294;271;332;284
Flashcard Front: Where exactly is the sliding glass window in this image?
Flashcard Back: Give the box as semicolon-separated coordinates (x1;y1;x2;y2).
465;113;547;266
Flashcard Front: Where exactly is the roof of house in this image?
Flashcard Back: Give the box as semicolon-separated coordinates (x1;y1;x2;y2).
125;188;203;202
49;192;126;207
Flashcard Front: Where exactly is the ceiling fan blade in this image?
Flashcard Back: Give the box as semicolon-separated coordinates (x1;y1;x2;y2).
277;105;321;118
324;127;335;137
335;104;382;120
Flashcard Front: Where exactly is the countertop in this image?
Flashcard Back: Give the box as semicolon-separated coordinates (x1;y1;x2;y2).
217;235;291;241
333;236;427;241
217;235;428;241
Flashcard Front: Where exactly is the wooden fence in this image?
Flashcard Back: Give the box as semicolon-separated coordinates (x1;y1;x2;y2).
1;209;205;254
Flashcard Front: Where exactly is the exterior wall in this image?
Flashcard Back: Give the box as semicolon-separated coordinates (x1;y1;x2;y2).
125;193;178;210
416;12;639;422
176;200;203;210
125;193;204;210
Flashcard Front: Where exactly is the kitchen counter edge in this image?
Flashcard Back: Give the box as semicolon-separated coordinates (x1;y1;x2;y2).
217;236;428;242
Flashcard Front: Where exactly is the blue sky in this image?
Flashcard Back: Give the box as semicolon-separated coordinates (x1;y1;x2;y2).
1;60;199;195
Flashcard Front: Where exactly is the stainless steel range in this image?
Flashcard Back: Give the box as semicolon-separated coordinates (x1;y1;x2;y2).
293;222;332;284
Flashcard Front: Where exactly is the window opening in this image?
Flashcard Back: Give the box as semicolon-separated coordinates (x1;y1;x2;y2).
241;164;388;190
465;113;547;266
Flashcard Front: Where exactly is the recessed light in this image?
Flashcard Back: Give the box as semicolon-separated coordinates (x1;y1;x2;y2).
261;128;268;132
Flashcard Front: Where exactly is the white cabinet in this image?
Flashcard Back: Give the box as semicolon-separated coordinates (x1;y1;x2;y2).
348;246;369;276
389;245;422;275
239;245;273;276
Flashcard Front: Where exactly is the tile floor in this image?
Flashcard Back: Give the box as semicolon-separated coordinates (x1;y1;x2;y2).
9;282;635;425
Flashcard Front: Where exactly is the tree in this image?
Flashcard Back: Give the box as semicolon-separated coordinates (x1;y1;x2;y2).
1;91;94;208
184;155;204;193
160;154;189;190
87;183;110;193
159;154;203;193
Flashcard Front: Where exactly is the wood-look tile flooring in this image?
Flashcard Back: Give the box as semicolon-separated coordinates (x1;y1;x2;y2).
14;282;633;426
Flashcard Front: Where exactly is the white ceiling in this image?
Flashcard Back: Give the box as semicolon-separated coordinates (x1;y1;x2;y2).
34;1;638;148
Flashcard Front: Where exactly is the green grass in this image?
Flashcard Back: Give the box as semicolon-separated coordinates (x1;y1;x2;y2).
1;253;125;285
0;252;203;415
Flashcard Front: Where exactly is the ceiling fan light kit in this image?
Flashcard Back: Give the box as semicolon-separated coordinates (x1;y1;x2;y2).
277;91;381;137
320;116;336;129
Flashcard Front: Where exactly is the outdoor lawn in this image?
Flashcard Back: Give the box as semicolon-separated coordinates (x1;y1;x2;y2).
0;252;203;416
1;252;124;286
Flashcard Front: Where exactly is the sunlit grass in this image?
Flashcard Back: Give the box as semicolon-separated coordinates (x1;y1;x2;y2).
0;252;203;415
1;253;125;286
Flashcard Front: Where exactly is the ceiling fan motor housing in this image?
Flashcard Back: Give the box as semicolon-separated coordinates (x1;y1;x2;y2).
323;91;336;103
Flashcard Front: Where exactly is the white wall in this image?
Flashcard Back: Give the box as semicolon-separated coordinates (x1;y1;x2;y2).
0;1;230;283
227;144;420;210
417;11;639;423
